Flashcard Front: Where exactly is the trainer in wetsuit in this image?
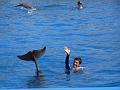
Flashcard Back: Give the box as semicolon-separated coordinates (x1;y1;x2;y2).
64;47;82;73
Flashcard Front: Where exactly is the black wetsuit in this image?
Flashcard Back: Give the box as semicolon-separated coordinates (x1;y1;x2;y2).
65;54;70;70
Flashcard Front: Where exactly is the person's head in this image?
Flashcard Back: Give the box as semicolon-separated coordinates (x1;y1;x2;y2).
73;57;82;68
78;1;80;5
77;1;82;5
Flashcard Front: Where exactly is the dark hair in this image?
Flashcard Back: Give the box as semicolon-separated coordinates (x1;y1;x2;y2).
78;1;80;4
74;57;82;64
77;1;82;5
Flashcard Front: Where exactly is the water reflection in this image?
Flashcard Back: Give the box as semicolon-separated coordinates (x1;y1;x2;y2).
65;73;70;81
65;69;70;81
27;70;46;88
73;69;84;74
65;69;84;81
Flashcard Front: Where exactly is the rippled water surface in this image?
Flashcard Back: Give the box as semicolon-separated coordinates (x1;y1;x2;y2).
0;0;120;89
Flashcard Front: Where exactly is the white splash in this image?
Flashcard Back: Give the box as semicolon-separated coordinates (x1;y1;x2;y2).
28;8;37;14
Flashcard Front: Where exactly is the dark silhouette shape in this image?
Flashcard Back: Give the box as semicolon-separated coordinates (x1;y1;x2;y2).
77;1;83;9
17;47;46;76
64;47;70;74
15;4;33;9
65;53;70;70
27;71;46;88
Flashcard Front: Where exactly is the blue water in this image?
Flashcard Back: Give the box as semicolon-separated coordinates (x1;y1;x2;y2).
0;0;120;89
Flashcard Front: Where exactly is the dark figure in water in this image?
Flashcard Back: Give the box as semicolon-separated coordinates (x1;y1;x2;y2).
77;1;83;9
17;47;46;76
64;47;83;73
15;4;33;9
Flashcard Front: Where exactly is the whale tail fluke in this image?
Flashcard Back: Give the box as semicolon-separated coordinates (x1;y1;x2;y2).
17;46;46;61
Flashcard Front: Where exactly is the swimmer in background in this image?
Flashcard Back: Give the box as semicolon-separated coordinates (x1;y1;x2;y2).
15;4;33;9
15;3;37;14
64;46;84;73
15;4;36;10
77;1;83;9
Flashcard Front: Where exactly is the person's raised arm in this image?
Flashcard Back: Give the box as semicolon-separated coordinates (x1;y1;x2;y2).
64;47;70;70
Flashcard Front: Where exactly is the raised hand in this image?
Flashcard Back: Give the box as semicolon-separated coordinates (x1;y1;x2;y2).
64;46;70;55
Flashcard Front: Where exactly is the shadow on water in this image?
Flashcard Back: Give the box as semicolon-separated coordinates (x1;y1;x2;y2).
27;70;46;88
65;69;84;81
65;70;70;81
